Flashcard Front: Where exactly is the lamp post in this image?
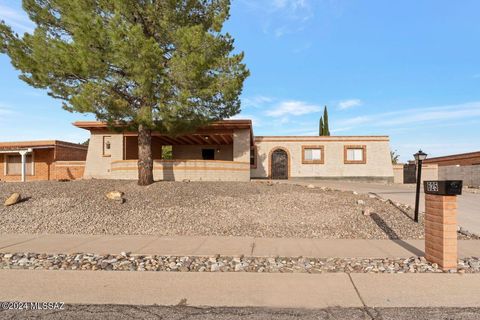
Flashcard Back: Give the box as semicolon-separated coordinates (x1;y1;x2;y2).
414;150;428;222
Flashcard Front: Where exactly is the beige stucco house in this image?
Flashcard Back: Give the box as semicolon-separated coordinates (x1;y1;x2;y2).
74;120;394;182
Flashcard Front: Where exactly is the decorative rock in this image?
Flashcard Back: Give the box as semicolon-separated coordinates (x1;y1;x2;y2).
4;193;21;206
357;200;365;205
368;194;377;199
307;184;315;189
362;208;372;216
352;191;358;195
105;191;124;203
0;253;479;274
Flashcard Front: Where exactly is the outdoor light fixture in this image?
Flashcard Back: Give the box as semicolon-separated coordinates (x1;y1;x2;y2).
105;141;111;150
413;149;428;222
204;136;209;140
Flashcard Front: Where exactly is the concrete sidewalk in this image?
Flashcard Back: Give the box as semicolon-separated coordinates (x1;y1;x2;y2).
0;270;479;308
1;234;480;258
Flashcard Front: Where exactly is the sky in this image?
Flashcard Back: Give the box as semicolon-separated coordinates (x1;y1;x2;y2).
1;0;479;162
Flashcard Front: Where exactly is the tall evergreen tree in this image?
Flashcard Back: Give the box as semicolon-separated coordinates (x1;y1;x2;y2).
319;116;324;136
0;0;249;185
323;106;330;136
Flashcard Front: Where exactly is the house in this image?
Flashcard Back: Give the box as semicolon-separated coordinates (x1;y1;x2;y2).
0;140;87;182
423;151;480;187
423;151;480;167
74;120;394;182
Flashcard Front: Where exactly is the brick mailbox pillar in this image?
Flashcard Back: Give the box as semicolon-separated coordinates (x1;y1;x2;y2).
424;180;463;271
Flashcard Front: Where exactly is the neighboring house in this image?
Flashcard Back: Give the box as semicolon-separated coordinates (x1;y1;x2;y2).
0;141;87;182
423;151;480;187
423;151;480;167
74;120;394;182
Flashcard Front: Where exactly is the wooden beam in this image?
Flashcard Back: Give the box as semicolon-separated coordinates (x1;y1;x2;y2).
208;135;222;145
160;136;183;145
218;134;231;145
188;135;206;145
176;136;195;145
195;135;212;145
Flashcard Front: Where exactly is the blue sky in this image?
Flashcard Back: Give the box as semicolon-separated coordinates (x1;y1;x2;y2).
1;0;479;162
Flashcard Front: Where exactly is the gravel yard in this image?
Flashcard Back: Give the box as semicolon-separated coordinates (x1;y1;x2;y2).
0;180;450;239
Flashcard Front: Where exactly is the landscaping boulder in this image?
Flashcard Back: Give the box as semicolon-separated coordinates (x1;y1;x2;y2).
4;193;21;206
307;184;315;189
357;199;365;205
362;208;372;216
105;191;124;203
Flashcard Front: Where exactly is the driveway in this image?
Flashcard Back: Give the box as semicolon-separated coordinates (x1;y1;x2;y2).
281;180;480;236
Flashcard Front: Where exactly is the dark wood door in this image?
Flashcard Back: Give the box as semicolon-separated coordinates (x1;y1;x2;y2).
271;149;288;179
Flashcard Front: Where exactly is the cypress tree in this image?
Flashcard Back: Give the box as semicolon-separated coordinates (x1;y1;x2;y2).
319;117;324;136
323;106;330;136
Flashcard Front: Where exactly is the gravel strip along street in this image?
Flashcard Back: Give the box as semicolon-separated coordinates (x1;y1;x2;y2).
1;253;479;273
0;180;475;239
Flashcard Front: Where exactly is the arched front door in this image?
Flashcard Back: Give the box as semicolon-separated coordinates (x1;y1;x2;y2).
271;149;288;179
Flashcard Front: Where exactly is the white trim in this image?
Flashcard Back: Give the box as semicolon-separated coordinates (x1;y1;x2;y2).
4;150;35;177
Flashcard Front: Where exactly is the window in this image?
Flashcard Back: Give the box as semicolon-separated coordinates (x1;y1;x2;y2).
344;145;366;164
103;136;112;157
250;146;257;167
302;145;324;164
5;154;33;175
202;149;215;160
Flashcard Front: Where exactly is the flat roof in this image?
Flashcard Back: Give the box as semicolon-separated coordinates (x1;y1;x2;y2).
73;119;253;131
424;151;480;162
0;140;87;150
255;136;390;141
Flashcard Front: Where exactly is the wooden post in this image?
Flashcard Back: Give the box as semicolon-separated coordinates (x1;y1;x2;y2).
424;194;458;270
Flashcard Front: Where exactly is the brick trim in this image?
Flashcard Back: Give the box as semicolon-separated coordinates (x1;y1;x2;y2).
344;145;367;164
301;145;325;164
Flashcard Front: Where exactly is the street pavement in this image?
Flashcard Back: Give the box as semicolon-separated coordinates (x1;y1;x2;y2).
281;180;480;235
2;305;480;320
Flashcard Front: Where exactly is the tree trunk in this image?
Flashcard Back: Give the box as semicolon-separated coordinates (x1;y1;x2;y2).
137;124;154;186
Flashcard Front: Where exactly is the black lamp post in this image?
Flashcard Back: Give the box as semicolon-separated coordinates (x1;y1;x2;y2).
414;150;428;222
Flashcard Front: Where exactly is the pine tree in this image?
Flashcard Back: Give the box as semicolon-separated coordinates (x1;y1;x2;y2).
0;0;249;185
323;106;330;136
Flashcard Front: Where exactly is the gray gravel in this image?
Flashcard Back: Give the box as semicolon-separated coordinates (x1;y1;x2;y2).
2;252;479;273
0;180;467;239
2;305;480;320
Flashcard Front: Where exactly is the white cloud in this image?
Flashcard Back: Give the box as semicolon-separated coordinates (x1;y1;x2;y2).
241;0;313;38
229;114;262;127
0;4;34;33
338;99;363;110
337;101;480;128
266;100;322;117
242;95;274;108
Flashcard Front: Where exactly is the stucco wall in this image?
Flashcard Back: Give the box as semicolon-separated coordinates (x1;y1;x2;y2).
172;144;233;161
393;164;404;184
251;136;394;181
439;164;480;187
233;129;250;163
393;163;438;184
83;131;123;179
